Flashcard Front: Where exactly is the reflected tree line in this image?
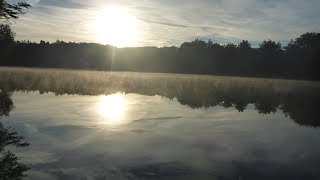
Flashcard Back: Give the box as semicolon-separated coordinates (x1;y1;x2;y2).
0;25;319;80
0;75;318;180
0;1;318;179
0;90;29;180
0;67;319;128
176;88;319;127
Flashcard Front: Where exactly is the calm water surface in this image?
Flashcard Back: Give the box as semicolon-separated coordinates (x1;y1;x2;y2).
2;91;320;180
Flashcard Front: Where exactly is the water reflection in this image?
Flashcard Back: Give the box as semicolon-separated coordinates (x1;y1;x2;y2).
1;69;320;179
0;90;29;179
1;68;319;127
122;162;191;179
0;91;14;117
97;93;128;124
3;91;320;180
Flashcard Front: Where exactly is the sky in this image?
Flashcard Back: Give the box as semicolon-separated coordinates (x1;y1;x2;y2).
7;0;320;47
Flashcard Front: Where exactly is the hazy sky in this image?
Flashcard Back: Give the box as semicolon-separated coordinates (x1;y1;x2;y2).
8;0;320;47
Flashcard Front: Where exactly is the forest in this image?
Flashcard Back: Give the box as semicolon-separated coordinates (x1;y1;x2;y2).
0;0;319;80
0;24;319;80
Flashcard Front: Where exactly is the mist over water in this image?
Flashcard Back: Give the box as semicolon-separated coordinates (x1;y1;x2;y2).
1;0;320;178
1;68;320;179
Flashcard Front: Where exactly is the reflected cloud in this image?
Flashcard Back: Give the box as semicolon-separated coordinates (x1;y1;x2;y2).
11;0;320;46
2;89;320;180
97;93;128;124
122;162;191;179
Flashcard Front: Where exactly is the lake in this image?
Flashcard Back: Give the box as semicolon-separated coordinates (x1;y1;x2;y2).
0;67;320;180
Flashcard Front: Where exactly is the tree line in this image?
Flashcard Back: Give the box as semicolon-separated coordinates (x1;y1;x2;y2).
1;0;319;80
1;27;319;80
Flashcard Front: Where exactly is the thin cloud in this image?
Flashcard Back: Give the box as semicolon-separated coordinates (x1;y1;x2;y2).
10;0;320;46
137;18;189;28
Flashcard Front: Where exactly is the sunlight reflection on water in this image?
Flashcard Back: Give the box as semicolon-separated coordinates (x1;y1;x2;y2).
4;91;320;180
97;93;128;125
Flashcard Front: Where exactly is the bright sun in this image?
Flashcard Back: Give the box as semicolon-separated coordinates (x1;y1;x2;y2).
93;6;138;47
97;93;128;124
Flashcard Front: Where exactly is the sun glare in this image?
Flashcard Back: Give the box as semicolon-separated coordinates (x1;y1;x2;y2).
97;94;128;124
93;6;138;47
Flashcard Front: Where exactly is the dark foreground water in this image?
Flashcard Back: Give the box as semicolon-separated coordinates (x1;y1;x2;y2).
1;91;320;180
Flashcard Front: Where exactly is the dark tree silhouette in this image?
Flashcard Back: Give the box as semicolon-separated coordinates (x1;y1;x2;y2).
238;40;251;49
0;90;14;117
288;32;320;48
259;40;282;55
0;23;14;57
0;0;31;70
0;0;31;20
0;23;14;42
285;32;320;79
0;90;30;180
0;32;319;80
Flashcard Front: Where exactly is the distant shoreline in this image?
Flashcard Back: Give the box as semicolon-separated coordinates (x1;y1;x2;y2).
1;32;319;81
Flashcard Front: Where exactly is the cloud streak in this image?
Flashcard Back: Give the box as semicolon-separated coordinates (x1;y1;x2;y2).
10;0;320;47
